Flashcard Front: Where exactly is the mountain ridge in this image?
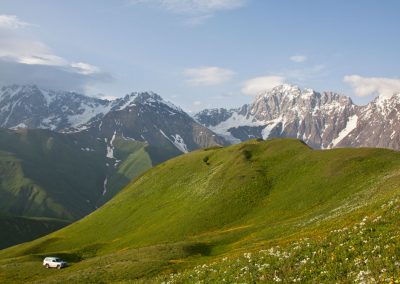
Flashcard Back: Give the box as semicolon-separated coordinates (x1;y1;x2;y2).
195;84;400;150
0;84;225;153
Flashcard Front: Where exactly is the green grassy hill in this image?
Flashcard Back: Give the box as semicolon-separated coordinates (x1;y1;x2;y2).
0;128;179;249
0;129;107;221
0;138;399;283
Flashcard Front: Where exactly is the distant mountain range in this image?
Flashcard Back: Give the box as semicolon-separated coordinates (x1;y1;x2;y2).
0;84;224;152
195;84;400;150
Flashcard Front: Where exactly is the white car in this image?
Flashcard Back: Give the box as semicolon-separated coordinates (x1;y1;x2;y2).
43;257;68;269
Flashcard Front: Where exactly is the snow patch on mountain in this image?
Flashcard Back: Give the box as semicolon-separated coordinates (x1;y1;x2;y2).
331;115;358;147
172;134;188;153
106;131;117;159
261;117;282;139
69;104;112;129
103;177;108;196
159;129;188;153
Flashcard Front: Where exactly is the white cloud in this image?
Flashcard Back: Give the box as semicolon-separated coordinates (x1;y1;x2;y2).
161;0;246;14
71;62;101;75
0;14;111;91
130;0;246;14
241;76;286;96
290;55;307;63
128;0;246;24
184;66;235;86
344;75;400;98
0;15;29;29
193;100;202;106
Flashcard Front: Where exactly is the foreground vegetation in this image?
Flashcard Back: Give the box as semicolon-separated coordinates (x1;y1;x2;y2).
158;197;400;283
0;138;399;283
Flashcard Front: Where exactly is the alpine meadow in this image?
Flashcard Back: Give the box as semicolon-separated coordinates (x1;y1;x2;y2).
0;139;399;282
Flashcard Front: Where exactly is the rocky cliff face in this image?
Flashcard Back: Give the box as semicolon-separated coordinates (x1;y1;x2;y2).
80;92;226;153
0;85;110;131
337;93;400;149
195;85;400;150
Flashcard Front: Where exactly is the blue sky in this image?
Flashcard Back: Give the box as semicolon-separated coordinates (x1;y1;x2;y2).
0;0;399;112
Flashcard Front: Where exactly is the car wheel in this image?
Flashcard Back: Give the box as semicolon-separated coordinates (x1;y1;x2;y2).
57;265;61;269
45;264;49;269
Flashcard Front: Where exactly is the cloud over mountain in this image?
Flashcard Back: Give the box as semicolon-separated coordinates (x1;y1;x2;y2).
344;75;400;98
0;14;111;92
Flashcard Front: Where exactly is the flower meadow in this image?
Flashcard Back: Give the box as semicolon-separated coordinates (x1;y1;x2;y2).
159;197;400;283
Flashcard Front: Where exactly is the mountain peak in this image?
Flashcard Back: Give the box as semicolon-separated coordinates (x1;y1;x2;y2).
130;91;163;103
256;84;317;101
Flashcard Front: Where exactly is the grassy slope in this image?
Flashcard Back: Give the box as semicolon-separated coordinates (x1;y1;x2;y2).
0;138;399;283
0;129;107;220
0;215;70;250
0;129;176;249
0;129;179;220
97;137;153;204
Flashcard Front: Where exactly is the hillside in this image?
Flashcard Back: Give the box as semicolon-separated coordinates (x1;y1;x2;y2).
0;139;399;283
0;215;69;250
0;128;177;248
0;128;106;220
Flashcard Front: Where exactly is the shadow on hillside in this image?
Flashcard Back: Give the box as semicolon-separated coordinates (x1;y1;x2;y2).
184;243;213;256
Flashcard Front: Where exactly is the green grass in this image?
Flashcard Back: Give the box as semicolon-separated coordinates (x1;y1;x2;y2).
0;129;179;249
0;129;107;221
157;197;400;283
0;138;399;283
97;137;153;204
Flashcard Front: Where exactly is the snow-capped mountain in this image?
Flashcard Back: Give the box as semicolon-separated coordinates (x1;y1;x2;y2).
0;85;110;131
195;84;400;150
80;91;226;153
337;93;400;149
0;85;225;153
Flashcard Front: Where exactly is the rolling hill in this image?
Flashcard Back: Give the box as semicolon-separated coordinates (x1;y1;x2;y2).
0;138;399;283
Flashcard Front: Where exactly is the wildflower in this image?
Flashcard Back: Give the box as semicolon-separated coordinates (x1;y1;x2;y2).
373;216;382;222
354;270;371;283
243;252;252;259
